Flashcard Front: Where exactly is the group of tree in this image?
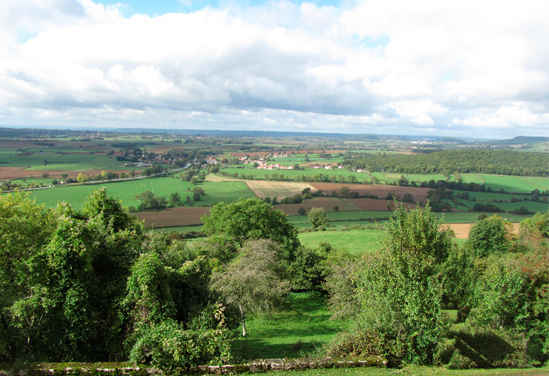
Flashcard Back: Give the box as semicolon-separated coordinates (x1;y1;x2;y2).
132;188;205;211
324;206;549;368
344;149;549;176
0;194;313;372
2;190;548;372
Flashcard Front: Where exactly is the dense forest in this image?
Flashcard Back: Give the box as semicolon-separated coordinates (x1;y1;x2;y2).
345;149;549;176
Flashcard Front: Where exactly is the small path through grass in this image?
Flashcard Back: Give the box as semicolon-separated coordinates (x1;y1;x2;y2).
232;292;348;361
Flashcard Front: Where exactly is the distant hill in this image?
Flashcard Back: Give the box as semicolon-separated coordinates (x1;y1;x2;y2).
498;136;549;144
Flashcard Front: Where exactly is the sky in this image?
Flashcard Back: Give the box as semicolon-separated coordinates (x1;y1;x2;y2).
1;0;549;138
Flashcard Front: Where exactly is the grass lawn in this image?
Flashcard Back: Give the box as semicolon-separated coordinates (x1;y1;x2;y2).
299;228;386;255
232;292;348;362
240;366;549;376
27;177;255;209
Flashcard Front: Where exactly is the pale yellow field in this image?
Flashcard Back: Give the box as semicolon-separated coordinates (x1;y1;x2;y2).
246;180;317;199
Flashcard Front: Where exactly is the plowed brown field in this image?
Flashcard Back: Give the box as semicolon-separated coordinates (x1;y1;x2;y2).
353;198;416;211
275;197;359;215
136;207;210;228
311;183;431;202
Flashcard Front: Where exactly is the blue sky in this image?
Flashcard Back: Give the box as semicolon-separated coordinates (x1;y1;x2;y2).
1;0;549;138
95;0;342;16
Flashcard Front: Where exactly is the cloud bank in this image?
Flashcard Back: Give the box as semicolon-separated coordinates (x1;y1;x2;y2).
1;0;549;137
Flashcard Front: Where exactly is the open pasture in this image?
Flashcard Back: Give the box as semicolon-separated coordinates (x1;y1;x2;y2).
299;228;386;255
269;153;344;166
460;174;549;193
27;177;255;209
222;166;549;195
0;149;125;171
221;166;371;183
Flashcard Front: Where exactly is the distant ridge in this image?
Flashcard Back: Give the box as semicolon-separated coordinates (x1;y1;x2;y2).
497;136;549;144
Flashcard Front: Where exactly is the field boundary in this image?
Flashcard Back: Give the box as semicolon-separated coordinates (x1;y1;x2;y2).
28;356;387;375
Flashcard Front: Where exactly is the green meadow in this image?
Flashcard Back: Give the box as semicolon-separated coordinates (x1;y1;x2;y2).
299;228;386;255
27;177;255;209
0;150;125;171
233;292;348;361
222;167;549;194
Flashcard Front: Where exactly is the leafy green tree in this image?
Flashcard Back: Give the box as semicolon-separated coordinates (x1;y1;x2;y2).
136;190;167;210
0;193;56;361
467;250;549;363
210;240;290;337
468;215;512;257
169;192;182;207
308;207;328;230
329;205;452;365
5;190;143;361
520;211;549;240
202;198;300;264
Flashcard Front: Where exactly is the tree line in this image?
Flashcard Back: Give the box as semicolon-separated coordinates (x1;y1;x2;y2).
345;149;549;176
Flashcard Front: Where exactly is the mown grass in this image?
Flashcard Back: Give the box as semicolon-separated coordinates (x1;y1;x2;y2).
240;366;549;376
299;229;386;255
26;177;255;209
232;292;349;362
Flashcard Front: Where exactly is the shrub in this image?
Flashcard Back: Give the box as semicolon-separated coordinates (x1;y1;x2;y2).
129;320;231;373
468;215;512;257
328;205;452;365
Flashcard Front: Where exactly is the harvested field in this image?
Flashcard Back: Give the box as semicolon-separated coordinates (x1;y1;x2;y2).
136;207;210;228
276;197;359;215
246;180;316;199
441;223;520;239
0;167;133;180
311;183;431;202
205;174;244;182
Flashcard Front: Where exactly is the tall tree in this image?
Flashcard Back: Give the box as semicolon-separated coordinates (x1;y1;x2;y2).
210;240;290;337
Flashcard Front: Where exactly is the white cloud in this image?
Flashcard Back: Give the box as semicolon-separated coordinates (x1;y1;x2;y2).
0;0;548;137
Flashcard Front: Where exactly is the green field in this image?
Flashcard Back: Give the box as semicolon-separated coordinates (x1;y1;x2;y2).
233;292;348;361
460;174;549;193
270;153;344;166
222;166;370;182
222;167;549;194
299;228;386;255
0;150;126;171
26;177;255;209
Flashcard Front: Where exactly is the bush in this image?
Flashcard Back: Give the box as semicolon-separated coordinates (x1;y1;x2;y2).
129;320;231;373
468;215;512;257
308;207;328;230
288;246;328;291
327;206;452;365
